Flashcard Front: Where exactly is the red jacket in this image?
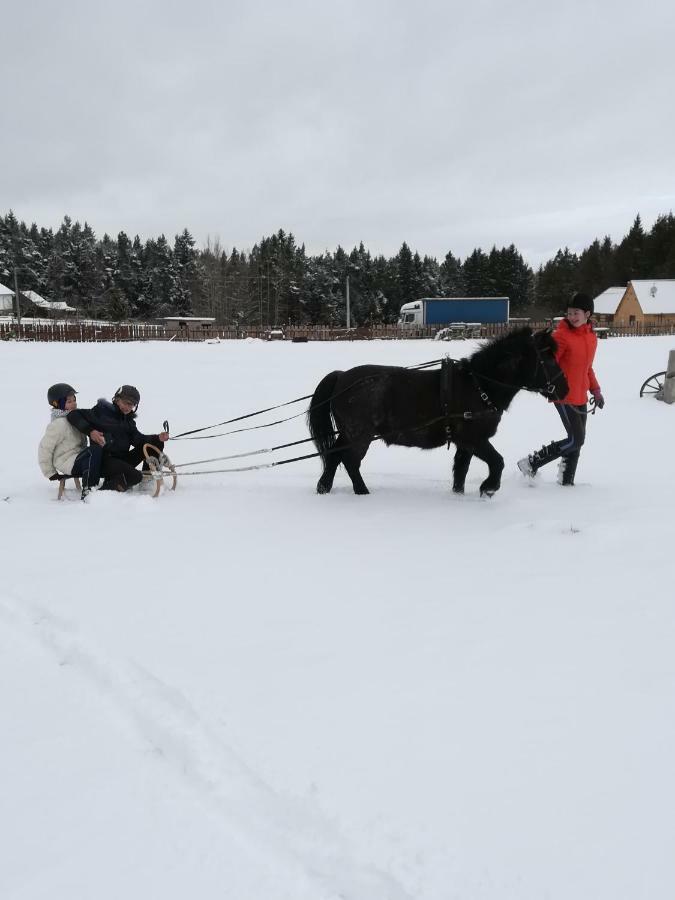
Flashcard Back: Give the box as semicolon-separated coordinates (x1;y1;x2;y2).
553;319;601;405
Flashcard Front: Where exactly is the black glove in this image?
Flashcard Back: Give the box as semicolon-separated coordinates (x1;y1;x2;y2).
591;390;605;410
49;473;66;481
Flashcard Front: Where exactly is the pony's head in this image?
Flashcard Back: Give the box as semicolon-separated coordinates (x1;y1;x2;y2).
529;328;568;400
471;327;568;400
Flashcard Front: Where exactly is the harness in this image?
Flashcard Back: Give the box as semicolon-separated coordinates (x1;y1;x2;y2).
439;340;564;445
440;357;499;447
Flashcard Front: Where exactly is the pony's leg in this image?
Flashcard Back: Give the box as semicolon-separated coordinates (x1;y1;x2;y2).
317;439;342;494
471;439;505;497
452;446;473;493
341;438;371;495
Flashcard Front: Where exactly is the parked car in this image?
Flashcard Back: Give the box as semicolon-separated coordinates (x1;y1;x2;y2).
265;328;286;341
434;323;482;341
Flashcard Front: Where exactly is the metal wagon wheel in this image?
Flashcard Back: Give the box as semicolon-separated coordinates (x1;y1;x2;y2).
639;371;667;397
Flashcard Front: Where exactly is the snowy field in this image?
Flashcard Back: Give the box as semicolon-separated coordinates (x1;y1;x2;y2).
2;334;675;900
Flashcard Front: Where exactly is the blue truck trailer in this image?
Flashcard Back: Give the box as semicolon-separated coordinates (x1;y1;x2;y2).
398;296;509;326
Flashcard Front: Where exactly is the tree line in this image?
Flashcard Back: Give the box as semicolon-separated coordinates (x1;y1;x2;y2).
1;210;674;325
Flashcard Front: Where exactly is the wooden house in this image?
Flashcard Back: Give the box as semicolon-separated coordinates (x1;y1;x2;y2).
161;316;216;335
614;280;675;326
592;286;625;323
0;280;14;313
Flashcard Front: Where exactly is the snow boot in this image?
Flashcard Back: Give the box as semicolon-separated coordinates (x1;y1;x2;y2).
517;455;536;477
100;474;128;492
557;453;579;486
517;441;561;478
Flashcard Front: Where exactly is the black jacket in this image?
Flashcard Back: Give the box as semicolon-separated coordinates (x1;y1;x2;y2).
68;399;158;458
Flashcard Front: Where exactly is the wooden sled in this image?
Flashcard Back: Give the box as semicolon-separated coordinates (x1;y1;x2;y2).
57;476;82;500
142;444;178;498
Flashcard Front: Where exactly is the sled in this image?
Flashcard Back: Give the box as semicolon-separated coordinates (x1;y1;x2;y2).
56;476;82;500
142;444;178;498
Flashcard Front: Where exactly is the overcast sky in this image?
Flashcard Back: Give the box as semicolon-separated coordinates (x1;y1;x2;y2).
2;0;674;266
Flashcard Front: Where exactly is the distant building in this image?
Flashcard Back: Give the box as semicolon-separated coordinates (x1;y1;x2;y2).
592;286;625;323
0;281;14;312
22;290;76;315
161;316;216;334
614;280;675;326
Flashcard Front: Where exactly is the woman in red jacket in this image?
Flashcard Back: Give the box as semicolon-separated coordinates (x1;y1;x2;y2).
518;292;605;486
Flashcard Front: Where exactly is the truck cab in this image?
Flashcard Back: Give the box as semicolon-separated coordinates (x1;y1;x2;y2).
398;301;423;325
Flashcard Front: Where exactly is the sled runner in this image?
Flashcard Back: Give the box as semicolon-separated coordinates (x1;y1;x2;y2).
142;443;178;498
56;476;82;500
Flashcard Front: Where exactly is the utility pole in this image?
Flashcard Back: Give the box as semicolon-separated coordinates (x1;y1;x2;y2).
13;264;21;326
345;275;351;329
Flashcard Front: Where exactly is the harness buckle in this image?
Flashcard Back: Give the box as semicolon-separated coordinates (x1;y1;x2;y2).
463;411;473;420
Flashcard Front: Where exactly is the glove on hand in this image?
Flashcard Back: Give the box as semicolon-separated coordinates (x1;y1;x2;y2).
591;389;605;410
49;473;66;481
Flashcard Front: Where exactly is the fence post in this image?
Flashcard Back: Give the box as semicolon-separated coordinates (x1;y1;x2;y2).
662;349;675;404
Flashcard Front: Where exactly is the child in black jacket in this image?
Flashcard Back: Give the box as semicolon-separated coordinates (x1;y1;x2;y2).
68;385;169;492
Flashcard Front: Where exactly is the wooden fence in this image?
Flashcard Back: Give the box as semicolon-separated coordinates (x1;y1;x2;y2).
2;320;675;343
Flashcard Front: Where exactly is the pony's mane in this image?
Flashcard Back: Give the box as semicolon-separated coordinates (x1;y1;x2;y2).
468;326;537;370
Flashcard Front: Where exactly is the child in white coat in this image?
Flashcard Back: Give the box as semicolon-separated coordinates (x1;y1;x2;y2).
38;383;100;488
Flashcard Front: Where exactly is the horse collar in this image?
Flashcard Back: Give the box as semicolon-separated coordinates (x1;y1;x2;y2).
440;357;456;446
469;370;498;413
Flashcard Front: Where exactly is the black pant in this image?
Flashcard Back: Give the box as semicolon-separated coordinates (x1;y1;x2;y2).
555;403;587;461
100;442;164;491
530;403;587;481
71;444;104;488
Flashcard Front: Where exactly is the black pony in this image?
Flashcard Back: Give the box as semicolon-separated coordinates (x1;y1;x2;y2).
308;327;567;498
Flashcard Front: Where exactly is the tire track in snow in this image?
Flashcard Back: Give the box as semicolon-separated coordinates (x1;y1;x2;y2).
0;594;410;900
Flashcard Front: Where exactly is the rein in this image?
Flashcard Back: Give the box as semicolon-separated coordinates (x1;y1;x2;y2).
165;413;449;477
169;358;445;441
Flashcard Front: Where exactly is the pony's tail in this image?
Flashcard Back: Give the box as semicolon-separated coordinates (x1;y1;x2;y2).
308;371;340;462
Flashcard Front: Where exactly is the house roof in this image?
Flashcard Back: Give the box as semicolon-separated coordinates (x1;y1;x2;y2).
0;281;14;296
630;280;675;314
23;290;76;311
162;316;216;322
593;286;625;314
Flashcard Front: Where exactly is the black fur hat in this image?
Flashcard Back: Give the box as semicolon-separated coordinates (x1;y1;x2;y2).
569;291;594;315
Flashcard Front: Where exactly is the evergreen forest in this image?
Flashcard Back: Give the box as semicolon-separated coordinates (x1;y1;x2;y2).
2;211;675;325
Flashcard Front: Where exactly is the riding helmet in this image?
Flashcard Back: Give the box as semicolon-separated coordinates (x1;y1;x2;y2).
113;385;141;406
569;292;594;315
47;383;77;407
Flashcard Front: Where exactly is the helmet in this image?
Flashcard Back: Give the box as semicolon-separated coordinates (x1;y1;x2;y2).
569;291;594;315
113;385;140;407
47;383;77;407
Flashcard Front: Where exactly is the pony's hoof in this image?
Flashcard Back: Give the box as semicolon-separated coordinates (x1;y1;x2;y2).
316;482;331;494
452;486;465;494
480;487;498;498
353;486;370;495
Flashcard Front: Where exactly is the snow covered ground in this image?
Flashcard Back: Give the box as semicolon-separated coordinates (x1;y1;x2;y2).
2;334;674;900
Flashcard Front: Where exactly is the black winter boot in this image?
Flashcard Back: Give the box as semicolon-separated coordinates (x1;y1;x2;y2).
557;453;579;486
517;441;562;477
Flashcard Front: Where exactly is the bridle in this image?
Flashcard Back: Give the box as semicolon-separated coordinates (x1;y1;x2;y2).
531;339;566;399
469;336;566;402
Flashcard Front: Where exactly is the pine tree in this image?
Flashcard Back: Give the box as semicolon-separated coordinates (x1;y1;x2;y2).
462;248;493;296
439;251;465;295
172;229;201;315
615;214;646;282
107;287;131;321
534;248;580;313
645;214;675;278
488;245;534;313
144;235;175;316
